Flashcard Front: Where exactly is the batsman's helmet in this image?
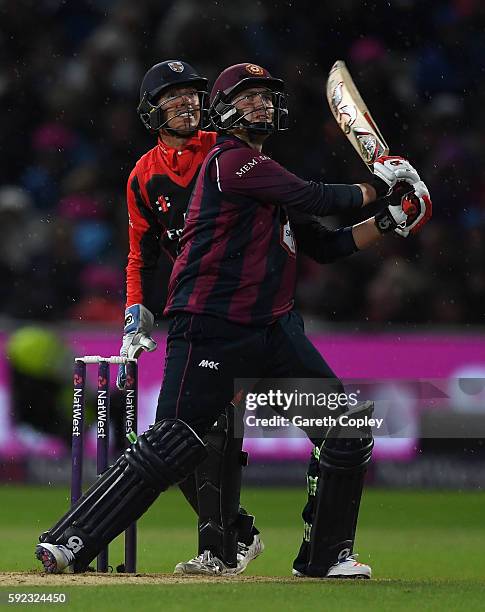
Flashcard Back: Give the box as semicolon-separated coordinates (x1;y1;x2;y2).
209;63;288;134
137;60;208;134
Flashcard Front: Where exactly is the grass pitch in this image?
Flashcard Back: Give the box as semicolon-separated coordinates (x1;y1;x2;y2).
0;486;484;610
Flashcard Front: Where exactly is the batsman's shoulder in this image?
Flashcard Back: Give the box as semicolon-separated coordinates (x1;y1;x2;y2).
215;146;274;181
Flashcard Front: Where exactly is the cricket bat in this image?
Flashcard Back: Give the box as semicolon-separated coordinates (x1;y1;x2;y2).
326;60;389;171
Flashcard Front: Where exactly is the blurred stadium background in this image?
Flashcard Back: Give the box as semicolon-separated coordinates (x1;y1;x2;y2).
1;0;485;500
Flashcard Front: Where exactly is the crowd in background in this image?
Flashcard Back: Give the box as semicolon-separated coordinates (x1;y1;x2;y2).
1;0;484;328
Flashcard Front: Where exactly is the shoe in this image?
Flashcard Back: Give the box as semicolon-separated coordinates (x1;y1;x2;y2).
174;534;265;576
174;550;239;575
235;534;264;574
35;543;75;574
292;554;371;579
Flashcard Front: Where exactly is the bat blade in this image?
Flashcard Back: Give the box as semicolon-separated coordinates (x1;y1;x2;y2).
326;60;389;170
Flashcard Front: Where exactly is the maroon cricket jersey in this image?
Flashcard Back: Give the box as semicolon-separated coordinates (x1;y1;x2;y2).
165;135;363;326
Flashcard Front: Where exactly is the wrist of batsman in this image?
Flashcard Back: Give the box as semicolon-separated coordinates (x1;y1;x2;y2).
374;207;398;234
370;175;391;199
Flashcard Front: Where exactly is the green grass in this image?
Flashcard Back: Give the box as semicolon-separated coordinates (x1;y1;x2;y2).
1;582;484;612
1;486;485;610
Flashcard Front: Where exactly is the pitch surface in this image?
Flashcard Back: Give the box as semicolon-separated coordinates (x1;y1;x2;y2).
0;486;483;610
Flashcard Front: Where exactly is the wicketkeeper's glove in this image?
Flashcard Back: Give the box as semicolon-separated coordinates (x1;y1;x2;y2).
375;180;432;237
371;155;421;198
116;304;157;390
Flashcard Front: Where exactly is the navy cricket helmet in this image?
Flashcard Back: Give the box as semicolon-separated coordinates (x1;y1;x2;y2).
209;63;288;134
137;60;208;133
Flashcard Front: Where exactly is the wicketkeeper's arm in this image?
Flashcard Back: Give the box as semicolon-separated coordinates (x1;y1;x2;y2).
125;169;162;313
118;170;161;389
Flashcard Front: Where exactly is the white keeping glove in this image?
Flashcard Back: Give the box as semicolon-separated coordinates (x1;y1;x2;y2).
116;304;157;389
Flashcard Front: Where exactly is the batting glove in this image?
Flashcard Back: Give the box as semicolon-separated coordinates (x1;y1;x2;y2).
394;180;432;237
372;155;421;198
116;304;157;390
375;180;432;237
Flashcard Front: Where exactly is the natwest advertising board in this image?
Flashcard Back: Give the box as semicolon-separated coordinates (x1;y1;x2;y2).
1;330;484;462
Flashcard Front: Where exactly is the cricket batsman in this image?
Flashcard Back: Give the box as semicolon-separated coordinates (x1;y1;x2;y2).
35;63;431;578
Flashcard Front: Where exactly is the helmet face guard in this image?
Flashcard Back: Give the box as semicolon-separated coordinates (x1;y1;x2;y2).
137;60;208;136
209;88;288;134
137;88;208;135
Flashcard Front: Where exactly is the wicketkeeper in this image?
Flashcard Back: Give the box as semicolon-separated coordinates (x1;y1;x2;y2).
35;63;431;577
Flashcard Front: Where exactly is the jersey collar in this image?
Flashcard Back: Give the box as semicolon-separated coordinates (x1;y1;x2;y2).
157;130;203;155
216;134;253;149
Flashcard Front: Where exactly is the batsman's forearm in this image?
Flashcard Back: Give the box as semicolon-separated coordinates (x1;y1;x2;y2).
356;183;377;205
293;221;358;263
351;217;382;250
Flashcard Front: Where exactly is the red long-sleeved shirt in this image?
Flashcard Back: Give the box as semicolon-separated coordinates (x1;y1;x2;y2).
125;130;217;311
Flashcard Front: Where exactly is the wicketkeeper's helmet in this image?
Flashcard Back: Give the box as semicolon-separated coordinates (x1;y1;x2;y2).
137;60;208;134
209;63;288;134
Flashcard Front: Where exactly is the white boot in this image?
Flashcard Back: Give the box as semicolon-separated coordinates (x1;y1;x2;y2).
325;554;371;579
292;554;371;579
174;549;238;576
174;535;264;576
35;543;75;574
235;534;264;574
